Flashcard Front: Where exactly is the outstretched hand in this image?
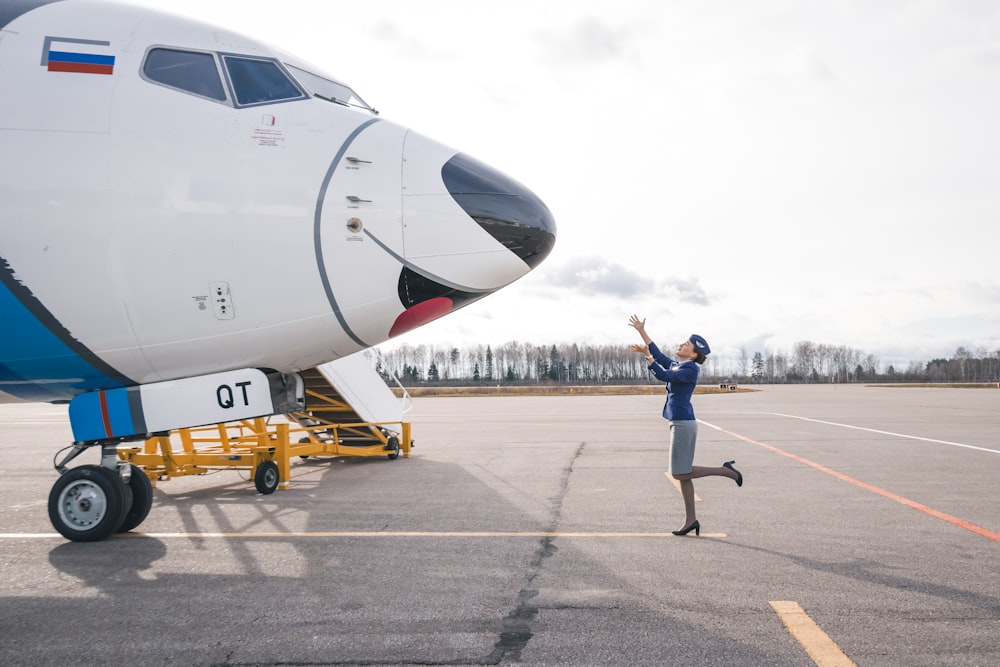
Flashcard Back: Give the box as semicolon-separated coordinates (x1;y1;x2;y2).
630;344;649;355
628;314;654;345
628;314;646;332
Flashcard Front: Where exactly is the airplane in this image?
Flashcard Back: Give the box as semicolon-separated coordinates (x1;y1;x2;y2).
0;0;556;541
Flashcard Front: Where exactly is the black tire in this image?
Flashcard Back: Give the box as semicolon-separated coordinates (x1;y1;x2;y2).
118;464;154;533
48;465;128;542
254;460;279;494
297;436;311;460
386;436;400;460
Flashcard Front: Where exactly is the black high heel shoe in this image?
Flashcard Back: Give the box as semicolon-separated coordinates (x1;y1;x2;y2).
723;460;743;487
672;520;700;536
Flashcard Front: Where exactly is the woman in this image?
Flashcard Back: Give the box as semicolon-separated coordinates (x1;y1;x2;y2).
628;314;742;536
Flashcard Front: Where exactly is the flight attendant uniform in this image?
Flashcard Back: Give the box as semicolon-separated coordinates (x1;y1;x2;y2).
646;341;700;475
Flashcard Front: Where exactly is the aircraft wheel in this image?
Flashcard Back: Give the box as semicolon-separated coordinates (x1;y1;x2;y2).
254;460;279;494
118;464;154;533
298;437;312;459
48;465;129;542
386;436;400;460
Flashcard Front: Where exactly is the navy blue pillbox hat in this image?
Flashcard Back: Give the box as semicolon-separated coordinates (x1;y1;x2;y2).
689;334;710;355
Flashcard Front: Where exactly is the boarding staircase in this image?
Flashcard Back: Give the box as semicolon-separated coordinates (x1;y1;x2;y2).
298;366;369;425
287;353;410;450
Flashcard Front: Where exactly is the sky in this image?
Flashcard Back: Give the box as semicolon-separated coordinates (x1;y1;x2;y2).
136;0;1000;369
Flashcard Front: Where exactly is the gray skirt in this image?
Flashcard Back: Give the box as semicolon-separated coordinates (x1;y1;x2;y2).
669;420;697;475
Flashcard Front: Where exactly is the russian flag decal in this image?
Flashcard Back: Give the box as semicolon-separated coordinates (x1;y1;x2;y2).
42;36;115;75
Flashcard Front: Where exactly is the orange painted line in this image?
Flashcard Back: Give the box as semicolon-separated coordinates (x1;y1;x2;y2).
708;422;1000;544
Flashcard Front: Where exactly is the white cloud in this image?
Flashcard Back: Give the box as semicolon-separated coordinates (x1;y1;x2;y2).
536;16;634;65
544;256;655;299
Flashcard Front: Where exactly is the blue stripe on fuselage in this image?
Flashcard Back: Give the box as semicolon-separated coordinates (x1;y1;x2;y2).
0;258;132;402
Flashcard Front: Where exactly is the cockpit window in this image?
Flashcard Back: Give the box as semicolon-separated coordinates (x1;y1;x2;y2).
285;64;377;115
143;48;226;101
223;56;305;106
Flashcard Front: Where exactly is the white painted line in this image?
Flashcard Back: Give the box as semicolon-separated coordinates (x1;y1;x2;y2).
768;413;1000;454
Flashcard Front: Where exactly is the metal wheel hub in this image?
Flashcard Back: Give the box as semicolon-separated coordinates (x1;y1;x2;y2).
57;480;107;528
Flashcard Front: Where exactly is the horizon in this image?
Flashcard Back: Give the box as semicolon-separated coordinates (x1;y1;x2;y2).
373;334;997;375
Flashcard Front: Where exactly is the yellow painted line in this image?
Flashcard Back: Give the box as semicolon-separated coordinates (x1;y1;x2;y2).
665;472;702;501
128;531;730;539
770;601;857;667
1;530;727;539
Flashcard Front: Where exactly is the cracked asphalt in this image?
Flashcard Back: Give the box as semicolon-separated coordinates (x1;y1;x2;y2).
1;385;998;665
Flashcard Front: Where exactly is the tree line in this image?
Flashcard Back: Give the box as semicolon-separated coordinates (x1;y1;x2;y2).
373;341;1000;385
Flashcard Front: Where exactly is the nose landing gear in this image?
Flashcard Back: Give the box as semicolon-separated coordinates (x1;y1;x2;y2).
47;441;154;542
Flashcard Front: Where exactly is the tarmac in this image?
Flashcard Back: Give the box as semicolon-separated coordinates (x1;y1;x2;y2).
1;384;998;666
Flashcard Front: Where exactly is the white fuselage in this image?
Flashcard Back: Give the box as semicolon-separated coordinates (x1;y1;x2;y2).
0;0;555;403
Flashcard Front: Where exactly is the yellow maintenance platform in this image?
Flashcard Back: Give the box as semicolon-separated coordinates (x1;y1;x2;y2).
117;360;412;493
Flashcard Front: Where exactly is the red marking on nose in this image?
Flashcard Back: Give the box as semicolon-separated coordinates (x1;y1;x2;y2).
389;297;454;337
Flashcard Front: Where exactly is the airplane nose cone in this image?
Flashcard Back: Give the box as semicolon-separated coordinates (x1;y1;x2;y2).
441;153;556;269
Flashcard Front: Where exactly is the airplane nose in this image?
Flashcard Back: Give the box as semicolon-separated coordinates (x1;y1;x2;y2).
441;153;556;269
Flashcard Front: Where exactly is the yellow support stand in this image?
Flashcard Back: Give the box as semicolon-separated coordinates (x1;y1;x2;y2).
118;414;412;494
